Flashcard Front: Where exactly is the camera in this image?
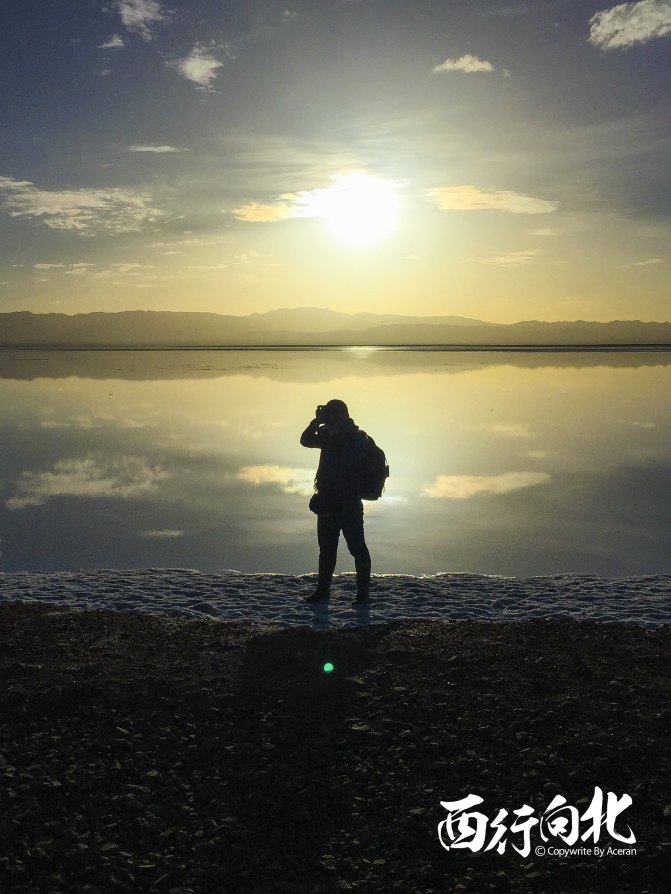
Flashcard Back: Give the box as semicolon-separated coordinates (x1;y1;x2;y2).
315;405;326;422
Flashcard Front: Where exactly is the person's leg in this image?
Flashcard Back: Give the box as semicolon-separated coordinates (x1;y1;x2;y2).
305;513;340;602
341;501;371;603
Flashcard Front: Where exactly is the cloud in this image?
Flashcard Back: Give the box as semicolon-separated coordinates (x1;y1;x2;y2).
0;175;164;235
426;185;557;214
468;249;541;267
5;456;170;510
98;34;125;49
139;529;184;538
187;253;259;270
432;54;496;73
465;423;536;438
63;263;96;275
173;44;223;87
232;199;298;222
127;144;188;153
34;263;66;269
188;263;229;270
633;257;663;265
150;236;223;248
422;471;550;500
113;0;166;41
589;0;671;49
112;262;155;273
232;172;401;225
237;464;315;496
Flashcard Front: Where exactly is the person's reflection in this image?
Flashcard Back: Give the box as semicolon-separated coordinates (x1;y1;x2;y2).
300;399;372;606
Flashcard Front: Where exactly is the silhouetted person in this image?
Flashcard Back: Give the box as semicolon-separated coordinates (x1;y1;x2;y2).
300;399;371;605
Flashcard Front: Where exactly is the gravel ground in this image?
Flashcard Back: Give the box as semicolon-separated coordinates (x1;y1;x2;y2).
1;602;670;893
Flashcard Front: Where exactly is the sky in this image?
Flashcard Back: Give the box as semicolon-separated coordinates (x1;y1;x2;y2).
0;0;669;322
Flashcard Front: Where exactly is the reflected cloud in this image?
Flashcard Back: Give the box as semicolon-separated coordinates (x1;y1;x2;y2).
6;456;170;510
237;464;315;496
40;413;148;430
422;471;550;499
363;494;408;512
464;422;535;438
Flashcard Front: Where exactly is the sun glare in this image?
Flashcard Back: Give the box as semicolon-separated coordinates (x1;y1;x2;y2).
307;172;400;247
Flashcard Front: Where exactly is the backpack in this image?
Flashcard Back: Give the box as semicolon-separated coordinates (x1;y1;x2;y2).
355;436;390;501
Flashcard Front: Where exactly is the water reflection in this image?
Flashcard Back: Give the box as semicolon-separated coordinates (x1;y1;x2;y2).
0;350;669;575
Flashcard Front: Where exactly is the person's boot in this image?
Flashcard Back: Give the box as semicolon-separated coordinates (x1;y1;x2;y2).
353;559;371;605
304;557;335;603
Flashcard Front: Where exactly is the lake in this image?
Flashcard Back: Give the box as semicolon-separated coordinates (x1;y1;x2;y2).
0;348;669;576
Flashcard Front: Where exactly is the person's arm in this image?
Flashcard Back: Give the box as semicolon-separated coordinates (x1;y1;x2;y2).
300;418;325;448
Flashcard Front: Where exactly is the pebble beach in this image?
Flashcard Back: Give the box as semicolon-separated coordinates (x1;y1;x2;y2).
1;572;671;892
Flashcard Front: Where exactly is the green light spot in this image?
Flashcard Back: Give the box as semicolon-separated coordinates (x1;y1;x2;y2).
323;662;334;673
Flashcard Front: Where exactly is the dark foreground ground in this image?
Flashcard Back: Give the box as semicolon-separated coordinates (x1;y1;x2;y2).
1;602;670;894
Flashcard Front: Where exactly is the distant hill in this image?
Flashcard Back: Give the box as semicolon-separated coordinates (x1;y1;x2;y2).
244;307;497;332
0;309;670;346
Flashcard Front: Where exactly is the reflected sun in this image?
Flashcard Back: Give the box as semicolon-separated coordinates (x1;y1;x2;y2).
308;172;400;247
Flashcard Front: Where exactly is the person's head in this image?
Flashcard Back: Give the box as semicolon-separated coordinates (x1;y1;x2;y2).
322;399;349;426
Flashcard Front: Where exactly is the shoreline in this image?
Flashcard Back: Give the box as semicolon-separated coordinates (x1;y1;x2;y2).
2;602;670;892
2;343;671;351
1;570;669;627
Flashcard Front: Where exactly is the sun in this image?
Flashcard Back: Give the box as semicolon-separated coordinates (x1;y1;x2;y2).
308;172;400;247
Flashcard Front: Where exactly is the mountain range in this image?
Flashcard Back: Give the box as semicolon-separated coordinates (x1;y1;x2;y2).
1;308;670;346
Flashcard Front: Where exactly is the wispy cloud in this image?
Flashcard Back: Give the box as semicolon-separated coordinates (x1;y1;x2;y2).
464;422;536;438
432;54;495;74
237;464;315;496
63;263;96;275
186;252;261;270
0;175;164;235
140;529;184;538
41;412;146;430
150;236;223;248
426;185;557;214
188;263;229;270
127;144;188;153
232;199;298;223
32;261;155;279
6;456;170;510
98;34;125;50
633;257;663;265
467;249;541;267
113;0;167;41
173;44;224;87
589;0;671;49
111;262;155;273
422;471;550;500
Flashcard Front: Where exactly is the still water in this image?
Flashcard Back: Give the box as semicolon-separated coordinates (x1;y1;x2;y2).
0;349;669;576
